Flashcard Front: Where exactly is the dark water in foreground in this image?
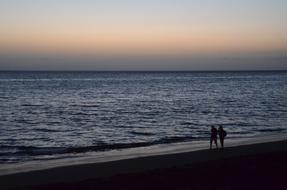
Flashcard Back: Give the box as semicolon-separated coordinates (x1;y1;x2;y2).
0;71;287;163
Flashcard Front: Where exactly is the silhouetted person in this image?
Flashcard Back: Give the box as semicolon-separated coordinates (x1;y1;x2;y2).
210;126;218;149
218;125;227;149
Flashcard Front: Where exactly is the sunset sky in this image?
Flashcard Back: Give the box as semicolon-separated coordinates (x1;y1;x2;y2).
0;0;287;70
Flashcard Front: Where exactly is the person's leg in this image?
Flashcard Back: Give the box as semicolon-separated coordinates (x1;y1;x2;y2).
210;138;212;149
220;138;224;148
215;138;218;149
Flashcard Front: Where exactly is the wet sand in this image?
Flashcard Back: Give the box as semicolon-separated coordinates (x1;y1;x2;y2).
1;140;287;190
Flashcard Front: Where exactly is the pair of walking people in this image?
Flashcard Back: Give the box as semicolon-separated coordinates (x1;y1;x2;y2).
210;125;226;149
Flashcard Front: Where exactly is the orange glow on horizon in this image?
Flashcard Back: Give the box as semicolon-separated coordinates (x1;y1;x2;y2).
1;23;287;56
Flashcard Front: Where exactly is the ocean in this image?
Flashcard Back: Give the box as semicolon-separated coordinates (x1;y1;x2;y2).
0;71;287;164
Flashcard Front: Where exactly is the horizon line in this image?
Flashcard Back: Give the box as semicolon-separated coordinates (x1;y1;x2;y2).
1;70;287;72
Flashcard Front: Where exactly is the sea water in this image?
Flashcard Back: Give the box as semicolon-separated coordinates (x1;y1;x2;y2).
0;71;287;163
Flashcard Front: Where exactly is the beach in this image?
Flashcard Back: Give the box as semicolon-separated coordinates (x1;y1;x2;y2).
1;0;287;189
1;139;287;190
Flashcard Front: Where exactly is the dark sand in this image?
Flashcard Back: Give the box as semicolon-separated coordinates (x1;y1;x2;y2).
1;140;287;190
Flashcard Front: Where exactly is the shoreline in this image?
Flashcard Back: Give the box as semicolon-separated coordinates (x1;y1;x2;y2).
1;133;286;176
1;138;287;189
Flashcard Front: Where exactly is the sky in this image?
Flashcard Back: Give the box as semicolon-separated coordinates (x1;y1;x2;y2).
0;0;287;70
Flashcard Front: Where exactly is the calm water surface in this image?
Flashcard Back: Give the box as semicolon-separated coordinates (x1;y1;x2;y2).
0;71;287;163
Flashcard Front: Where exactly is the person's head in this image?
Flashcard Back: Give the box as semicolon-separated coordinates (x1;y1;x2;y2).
211;125;215;129
219;126;223;130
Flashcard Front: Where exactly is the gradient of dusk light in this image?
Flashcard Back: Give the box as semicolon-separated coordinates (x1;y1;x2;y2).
0;0;286;70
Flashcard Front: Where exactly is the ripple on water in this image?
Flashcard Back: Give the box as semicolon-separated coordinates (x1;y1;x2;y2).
0;71;287;163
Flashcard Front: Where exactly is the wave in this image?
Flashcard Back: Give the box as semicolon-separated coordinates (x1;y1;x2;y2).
0;144;152;157
255;128;286;132
21;104;45;107
0;146;67;156
34;128;61;133
0;136;197;158
180;122;201;126
69;104;99;108
0;96;9;99
154;136;194;144
14;119;41;125
128;131;155;136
